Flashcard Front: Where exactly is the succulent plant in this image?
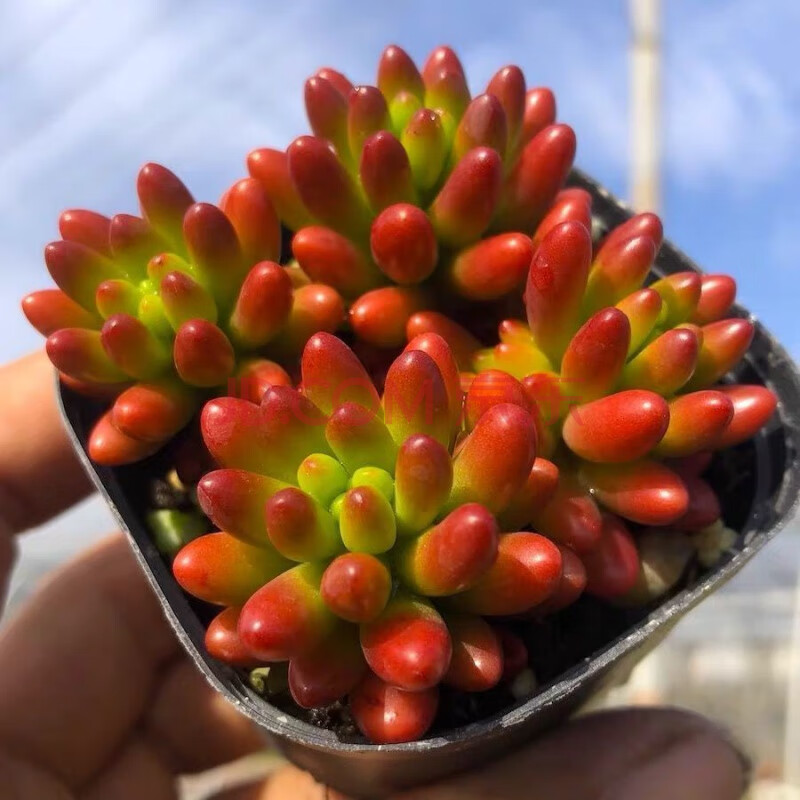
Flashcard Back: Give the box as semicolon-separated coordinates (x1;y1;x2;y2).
23;165;345;464
456;206;777;571
173;332;573;743
246;44;575;348
22;40;781;749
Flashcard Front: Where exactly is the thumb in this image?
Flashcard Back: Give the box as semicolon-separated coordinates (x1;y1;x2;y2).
0;351;93;606
396;708;747;800
217;708;747;800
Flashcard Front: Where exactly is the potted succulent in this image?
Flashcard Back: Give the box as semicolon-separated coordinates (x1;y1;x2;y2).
23;44;800;799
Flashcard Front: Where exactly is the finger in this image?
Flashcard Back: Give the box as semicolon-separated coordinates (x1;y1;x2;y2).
0;748;72;800
79;739;176;800
210;709;747;800
0;351;92;535
600;729;745;800
215;789;266;800
143;659;265;774
78;663;269;800
215;788;267;800
0;535;177;789
0;533;265;791
228;766;329;800
394;708;746;799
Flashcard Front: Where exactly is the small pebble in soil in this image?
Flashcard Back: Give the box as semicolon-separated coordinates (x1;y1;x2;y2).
510;668;538;700
150;474;194;511
307;702;360;739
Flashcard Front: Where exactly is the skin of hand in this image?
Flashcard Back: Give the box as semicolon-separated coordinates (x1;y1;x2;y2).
0;352;748;800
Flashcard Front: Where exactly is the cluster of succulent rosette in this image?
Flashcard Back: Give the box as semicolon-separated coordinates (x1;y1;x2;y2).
24;44;778;744
23;164;344;464
247;44;573;350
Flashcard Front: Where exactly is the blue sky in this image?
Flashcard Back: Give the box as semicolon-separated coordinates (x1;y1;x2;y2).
2;0;799;362
2;0;799;615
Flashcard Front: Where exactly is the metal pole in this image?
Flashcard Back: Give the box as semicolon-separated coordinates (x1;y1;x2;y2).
629;0;661;212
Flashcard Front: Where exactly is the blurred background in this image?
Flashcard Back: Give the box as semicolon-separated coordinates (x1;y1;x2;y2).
1;0;799;792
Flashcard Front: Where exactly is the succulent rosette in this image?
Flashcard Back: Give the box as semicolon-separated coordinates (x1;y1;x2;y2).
452;203;778;595
246;44;575;349
23;165;345;465
173;332;578;743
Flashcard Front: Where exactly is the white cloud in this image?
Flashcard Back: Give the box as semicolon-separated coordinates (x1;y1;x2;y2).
665;0;800;189
0;1;383;219
2;0;798;325
462;0;800;193
0;0;382;327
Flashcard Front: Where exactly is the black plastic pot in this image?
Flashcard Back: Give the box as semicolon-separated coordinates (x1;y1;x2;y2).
58;170;800;799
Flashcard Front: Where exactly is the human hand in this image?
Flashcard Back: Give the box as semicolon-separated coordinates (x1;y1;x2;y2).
0;352;748;799
0;353;266;799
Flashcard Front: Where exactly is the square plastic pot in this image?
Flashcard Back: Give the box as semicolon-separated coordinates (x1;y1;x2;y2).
58;169;800;799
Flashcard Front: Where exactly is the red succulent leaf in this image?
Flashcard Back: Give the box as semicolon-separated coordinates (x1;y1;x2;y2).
563;390;669;463
370;203;438;285
238;563;333;661
321;553;392;623
350;672;438;744
443;614;503;692
361;594;452;692
579;459;689;526
397;503;499;596
174;532;290;607
449;532;562;615
712;385;777;449
582;514;641;600
655;390;735;458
